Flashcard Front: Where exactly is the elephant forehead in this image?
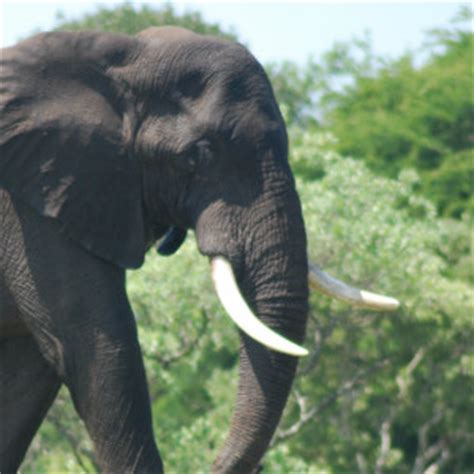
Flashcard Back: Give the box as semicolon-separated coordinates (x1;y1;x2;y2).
129;37;267;98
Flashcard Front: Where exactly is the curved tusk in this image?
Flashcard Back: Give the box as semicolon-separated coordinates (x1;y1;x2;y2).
308;263;400;311
210;256;308;357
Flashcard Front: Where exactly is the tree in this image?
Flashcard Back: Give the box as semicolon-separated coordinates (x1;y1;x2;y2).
270;8;472;218
54;3;237;40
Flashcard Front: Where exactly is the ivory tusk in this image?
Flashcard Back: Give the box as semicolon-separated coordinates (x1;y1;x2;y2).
308;263;400;311
210;256;309;357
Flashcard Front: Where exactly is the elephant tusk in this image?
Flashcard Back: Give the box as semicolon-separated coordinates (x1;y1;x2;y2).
308;262;400;311
210;256;309;357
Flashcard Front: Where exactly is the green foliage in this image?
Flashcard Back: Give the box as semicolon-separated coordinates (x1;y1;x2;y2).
270;11;473;219
54;3;237;40
284;133;473;473
267;31;378;129
327;41;472;218
265;60;322;128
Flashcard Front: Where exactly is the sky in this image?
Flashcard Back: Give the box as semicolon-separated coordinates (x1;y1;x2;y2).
0;1;468;65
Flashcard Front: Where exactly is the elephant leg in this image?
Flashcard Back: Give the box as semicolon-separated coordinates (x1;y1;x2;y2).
60;307;164;474
0;334;61;473
1;195;164;473
10;276;164;474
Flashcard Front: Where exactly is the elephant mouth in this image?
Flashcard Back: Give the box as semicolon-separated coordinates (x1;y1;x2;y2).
210;256;400;357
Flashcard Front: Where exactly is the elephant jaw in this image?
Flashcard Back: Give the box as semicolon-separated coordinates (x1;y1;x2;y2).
210;256;400;358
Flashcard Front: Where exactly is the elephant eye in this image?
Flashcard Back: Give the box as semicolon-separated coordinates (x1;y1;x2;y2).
196;139;215;165
177;71;204;99
187;139;214;172
149;94;181;117
179;139;214;175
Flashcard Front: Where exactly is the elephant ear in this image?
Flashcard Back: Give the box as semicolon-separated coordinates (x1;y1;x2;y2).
0;32;146;269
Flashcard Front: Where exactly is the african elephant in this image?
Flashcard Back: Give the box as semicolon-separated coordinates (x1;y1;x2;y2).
0;26;398;473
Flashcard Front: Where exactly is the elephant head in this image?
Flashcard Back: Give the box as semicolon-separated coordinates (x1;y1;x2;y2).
0;26;398;472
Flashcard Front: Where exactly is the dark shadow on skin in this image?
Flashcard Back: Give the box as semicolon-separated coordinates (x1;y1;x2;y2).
156;227;187;256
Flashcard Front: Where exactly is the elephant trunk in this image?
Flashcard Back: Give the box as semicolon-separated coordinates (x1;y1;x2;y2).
210;185;309;473
212;338;301;473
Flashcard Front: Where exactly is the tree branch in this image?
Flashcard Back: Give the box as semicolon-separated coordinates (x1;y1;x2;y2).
374;347;428;473
48;409;99;473
396;347;426;399
144;309;209;369
424;445;451;474
271;358;390;446
374;417;394;474
356;452;369;474
412;411;446;474
299;310;348;376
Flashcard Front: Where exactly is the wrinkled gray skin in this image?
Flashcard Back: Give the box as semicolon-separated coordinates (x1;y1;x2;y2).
0;27;308;473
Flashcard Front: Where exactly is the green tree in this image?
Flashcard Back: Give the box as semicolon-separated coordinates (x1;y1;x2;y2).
270;8;472;218
323;10;473;218
54;3;237;40
275;132;473;473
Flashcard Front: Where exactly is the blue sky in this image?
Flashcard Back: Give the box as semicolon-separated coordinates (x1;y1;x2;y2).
0;2;468;64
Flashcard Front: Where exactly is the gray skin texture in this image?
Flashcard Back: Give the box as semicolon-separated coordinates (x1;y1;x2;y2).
0;27;308;473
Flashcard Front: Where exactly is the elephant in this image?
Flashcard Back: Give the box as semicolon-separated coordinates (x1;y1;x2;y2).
0;26;399;473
